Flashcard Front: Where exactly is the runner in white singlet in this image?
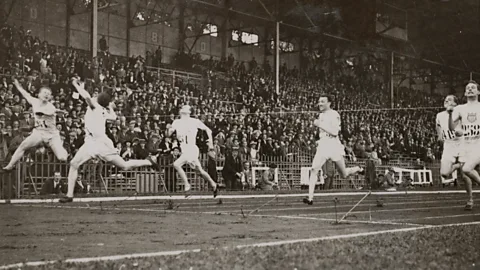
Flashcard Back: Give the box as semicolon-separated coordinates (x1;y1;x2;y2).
59;79;156;203
303;95;364;205
168;105;218;197
3;79;68;171
437;95;474;210
450;81;480;210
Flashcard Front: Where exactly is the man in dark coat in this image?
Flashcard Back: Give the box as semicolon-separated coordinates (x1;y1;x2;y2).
222;146;243;190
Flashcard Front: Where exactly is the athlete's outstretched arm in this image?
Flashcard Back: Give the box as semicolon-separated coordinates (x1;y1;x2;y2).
72;79;96;109
13;79;36;105
197;120;214;149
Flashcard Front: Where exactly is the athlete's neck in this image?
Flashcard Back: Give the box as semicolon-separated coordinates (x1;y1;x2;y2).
320;108;331;113
467;96;479;103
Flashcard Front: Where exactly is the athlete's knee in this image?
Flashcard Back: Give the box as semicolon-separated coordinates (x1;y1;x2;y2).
462;163;475;174
173;161;183;170
56;151;68;162
118;164;130;170
70;159;81;170
440;168;451;179
338;170;348;179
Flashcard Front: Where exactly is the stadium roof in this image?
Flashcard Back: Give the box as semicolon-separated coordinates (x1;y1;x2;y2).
187;0;480;72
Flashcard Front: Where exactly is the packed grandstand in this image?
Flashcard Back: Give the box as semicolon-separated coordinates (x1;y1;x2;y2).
0;23;445;171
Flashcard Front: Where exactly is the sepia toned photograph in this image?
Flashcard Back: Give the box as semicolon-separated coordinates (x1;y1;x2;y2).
1;0;480;269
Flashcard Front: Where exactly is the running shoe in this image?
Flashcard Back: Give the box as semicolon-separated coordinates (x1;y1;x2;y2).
59;196;73;203
465;200;474;211
303;198;313;205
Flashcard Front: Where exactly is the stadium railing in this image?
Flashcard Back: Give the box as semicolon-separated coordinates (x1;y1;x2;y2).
145;66;204;88
0;151;442;200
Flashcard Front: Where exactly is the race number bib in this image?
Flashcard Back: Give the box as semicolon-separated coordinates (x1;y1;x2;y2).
35;119;47;128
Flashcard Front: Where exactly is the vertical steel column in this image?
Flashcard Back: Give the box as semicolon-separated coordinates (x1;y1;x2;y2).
91;0;98;59
390;51;394;108
275;21;280;95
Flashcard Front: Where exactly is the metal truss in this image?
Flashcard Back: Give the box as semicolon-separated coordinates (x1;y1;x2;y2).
0;0;15;26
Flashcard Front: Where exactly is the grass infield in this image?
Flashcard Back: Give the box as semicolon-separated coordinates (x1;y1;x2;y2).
13;224;480;270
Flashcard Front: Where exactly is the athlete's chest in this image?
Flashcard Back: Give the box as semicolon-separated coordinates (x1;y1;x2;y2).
34;103;56;115
460;106;480;124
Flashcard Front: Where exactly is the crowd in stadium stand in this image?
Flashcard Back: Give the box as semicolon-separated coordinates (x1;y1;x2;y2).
0;24;442;167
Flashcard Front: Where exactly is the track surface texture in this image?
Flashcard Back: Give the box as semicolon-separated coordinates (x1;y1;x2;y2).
2;191;480;269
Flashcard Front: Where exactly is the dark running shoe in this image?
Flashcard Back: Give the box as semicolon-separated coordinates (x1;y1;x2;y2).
213;185;218;198
465;201;473;211
59;197;73;203
303;198;313;205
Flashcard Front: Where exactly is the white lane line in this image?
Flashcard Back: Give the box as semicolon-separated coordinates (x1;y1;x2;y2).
2;220;480;270
302;205;466;217
394;212;480;222
201;199;468;214
1;190;478;204
114;195;467;209
14;199;468;219
248;214;425;227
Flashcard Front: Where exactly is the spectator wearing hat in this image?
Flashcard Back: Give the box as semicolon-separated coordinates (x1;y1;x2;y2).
118;125;129;144
222;146;244;191
249;141;259;162
241;161;253;190
258;163;277;191
65;130;80;155
238;140;249;161
125;120;139;142
135;139;149;159
121;141;135;160
147;133;161;155
19;110;33;129
259;135;274;157
378;167;396;191
109;126;120;145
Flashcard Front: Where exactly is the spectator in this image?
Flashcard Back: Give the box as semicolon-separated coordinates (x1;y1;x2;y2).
222;146;243;191
40;172;66;195
135;139;149;159
241;161;253;190
258;163;277;191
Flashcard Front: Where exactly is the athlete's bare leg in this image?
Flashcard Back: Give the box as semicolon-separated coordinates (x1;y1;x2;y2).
173;156;190;191
3;134;42;170
193;160;218;197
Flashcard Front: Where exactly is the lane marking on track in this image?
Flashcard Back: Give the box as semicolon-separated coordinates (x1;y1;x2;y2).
2;220;480;270
16;202;477;227
113;195;469;209
14;199;468;217
15;198;467;216
301;205;466;217
198;198;469;213
2;190;479;204
393;212;480;222
248;214;425;227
